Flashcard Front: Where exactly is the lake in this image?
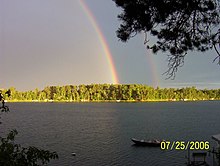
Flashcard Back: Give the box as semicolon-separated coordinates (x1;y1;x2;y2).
1;101;220;165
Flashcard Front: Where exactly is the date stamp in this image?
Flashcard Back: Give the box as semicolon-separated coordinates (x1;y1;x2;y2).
160;141;210;150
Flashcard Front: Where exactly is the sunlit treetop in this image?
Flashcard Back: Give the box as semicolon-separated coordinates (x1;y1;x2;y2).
113;0;220;78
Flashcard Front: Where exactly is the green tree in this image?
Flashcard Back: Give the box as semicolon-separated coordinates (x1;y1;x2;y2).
39;91;47;101
65;85;72;101
113;0;220;78
78;85;87;101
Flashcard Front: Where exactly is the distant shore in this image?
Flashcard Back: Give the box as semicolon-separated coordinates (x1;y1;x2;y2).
2;84;220;103
5;99;219;103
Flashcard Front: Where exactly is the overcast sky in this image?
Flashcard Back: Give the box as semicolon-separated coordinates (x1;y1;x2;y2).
1;0;219;91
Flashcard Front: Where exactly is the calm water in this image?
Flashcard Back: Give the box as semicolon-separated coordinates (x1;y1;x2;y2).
1;101;220;166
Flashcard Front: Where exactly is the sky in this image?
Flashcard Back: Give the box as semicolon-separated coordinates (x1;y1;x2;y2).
0;0;219;91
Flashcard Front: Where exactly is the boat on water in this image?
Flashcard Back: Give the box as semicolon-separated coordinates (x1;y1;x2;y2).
131;138;162;147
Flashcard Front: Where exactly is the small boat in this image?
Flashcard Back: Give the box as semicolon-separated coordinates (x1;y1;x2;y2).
131;138;161;147
71;152;76;156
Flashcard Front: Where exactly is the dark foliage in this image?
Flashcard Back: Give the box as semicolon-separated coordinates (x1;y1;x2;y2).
113;0;220;78
0;91;58;165
0;130;58;166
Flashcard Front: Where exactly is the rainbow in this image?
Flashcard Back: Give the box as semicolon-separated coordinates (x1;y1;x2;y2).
79;0;159;88
79;0;119;84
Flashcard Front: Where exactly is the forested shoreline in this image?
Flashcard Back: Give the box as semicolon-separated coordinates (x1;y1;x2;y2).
1;84;220;102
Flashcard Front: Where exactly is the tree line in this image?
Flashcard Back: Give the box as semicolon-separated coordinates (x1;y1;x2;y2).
1;84;220;102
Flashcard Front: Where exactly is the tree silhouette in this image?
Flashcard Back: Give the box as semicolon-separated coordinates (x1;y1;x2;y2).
113;0;220;78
